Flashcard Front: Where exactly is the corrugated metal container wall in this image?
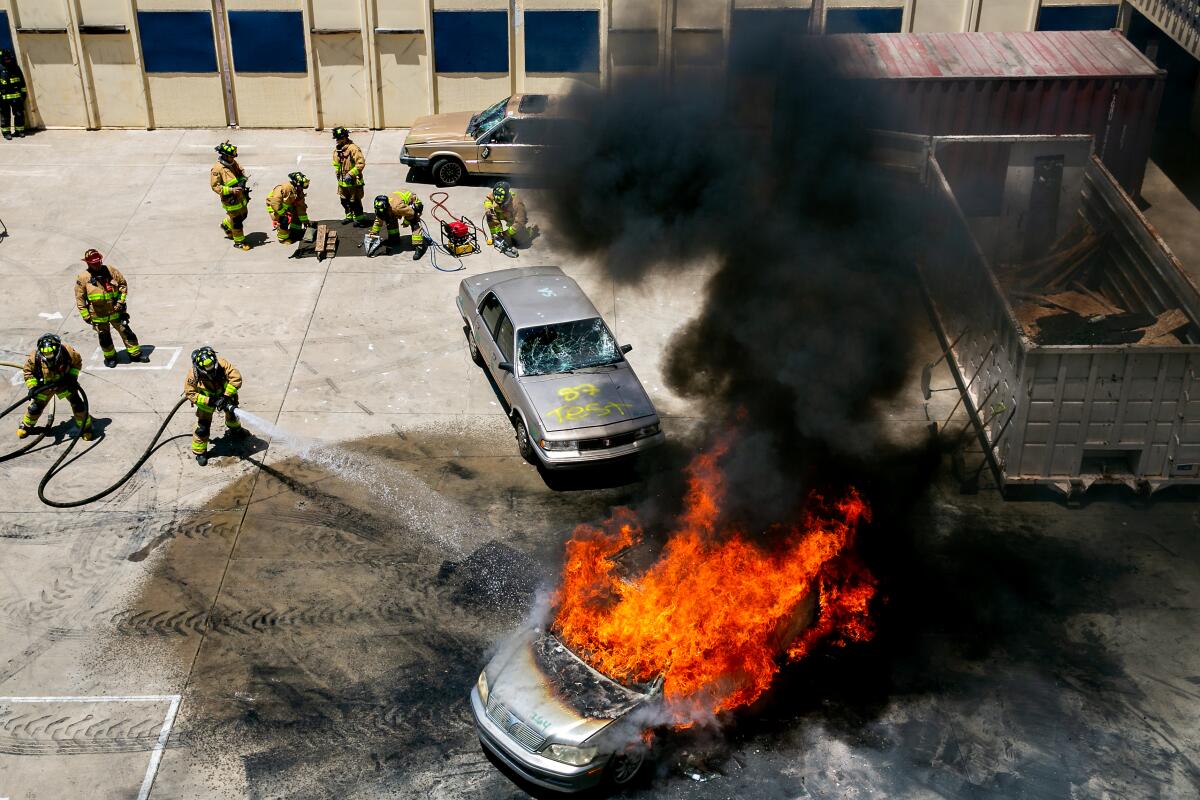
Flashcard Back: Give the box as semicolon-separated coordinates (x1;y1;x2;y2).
822;31;1165;196
920;136;1200;497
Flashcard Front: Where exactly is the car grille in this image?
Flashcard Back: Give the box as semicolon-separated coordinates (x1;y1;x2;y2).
577;431;639;451
486;695;547;752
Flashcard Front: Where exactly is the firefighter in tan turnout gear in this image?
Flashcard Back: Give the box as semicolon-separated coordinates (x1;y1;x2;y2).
266;171;311;244
332;126;367;226
368;191;427;259
75;249;148;368
17;334;92;440
211;141;251;250
184;346;245;466
484;181;532;255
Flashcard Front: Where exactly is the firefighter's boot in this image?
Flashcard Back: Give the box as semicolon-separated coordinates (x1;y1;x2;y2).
103;355;117;368
233;240;250;251
16;423;31;439
196;452;208;467
412;241;428;261
2;131;10;141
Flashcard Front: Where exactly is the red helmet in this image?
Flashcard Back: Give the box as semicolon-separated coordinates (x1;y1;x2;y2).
82;249;104;267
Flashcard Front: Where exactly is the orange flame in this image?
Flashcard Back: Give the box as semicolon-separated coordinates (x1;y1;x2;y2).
551;439;876;722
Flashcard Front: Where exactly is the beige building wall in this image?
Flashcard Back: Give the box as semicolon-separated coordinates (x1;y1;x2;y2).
0;0;1127;129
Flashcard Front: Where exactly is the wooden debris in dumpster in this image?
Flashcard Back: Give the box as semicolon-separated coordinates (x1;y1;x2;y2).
1137;309;1191;345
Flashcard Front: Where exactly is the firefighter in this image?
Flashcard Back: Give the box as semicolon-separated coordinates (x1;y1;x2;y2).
368;191;427;259
184;346;245;466
75;249;148;368
266;171;311;244
0;47;27;140
332;126;367;227
210;141;250;251
18;334;92;440
484;182;533;254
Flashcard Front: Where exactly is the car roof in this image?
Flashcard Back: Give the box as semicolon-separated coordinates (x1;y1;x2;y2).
491;271;601;329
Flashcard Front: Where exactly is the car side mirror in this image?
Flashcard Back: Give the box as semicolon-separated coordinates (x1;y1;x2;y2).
620;344;633;354
498;361;513;373
481;145;491;159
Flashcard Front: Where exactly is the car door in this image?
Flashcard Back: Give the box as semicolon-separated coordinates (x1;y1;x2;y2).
477;119;535;175
476;291;505;372
476;292;518;405
492;312;519;405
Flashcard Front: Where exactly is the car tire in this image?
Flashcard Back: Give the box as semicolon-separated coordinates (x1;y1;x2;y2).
513;416;536;464
607;749;646;787
464;323;483;366
431;157;465;187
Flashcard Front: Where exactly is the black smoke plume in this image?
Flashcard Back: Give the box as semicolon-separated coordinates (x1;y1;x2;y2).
538;43;932;527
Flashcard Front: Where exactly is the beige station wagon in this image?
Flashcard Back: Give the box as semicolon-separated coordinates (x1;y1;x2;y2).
400;94;576;186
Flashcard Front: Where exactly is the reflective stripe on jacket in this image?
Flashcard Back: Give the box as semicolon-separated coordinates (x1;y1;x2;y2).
0;61;25;101
334;142;366;187
266;183;308;221
210;161;248;212
23;344;82;392
184;356;242;413
74;266;129;324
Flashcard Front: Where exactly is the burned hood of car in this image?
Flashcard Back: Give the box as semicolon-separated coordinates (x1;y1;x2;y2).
487;629;652;745
524;370;656;433
404;111;475;145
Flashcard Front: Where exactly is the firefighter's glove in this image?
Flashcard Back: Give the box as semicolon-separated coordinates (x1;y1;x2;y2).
412;200;423;215
27;385;40;400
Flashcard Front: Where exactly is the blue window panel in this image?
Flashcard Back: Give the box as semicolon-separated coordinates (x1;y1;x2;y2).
228;10;306;73
731;9;811;72
433;11;508;73
0;12;12;53
137;12;217;73
825;8;904;34
525;11;599;73
1037;4;1119;31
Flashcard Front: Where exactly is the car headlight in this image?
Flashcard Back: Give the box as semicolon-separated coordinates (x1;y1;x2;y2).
539;438;577;451
634;423;660;439
543;743;598;766
476;670;488;703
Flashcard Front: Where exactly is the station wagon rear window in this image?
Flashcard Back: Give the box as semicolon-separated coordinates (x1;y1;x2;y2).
517;318;620;376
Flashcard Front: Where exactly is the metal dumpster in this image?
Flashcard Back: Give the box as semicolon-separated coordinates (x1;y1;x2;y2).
919;134;1200;498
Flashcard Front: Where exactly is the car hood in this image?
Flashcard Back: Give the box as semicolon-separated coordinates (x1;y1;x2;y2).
524;369;656;433
404;112;475;145
487;630;650;747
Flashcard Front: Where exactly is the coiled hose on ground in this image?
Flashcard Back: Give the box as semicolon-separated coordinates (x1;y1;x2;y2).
1;360;189;507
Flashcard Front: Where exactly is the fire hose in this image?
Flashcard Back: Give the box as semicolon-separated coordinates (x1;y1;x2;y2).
0;361;189;507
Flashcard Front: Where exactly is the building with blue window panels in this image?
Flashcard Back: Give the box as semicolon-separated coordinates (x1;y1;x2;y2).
137;12;217;74
433;11;509;73
524;11;599;73
0;0;1143;130
1036;4;1120;31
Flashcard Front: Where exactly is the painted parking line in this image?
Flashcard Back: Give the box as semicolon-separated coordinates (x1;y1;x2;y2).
0;695;182;800
88;346;181;371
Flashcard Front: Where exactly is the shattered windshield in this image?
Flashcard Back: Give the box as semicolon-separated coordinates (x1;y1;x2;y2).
517;318;621;376
469;97;510;138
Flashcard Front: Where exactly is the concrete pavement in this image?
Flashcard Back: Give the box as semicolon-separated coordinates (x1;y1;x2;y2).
0;131;1197;799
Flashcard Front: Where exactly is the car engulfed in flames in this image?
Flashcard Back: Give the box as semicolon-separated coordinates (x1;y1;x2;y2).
470;439;877;792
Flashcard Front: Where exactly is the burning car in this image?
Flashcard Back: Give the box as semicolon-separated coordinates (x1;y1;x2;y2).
471;441;875;792
471;590;819;792
400;94;579;186
457;266;665;469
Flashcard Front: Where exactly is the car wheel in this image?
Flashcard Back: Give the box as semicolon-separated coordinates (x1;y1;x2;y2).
607;749;646;786
431;158;464;187
513;417;536;463
464;323;483;366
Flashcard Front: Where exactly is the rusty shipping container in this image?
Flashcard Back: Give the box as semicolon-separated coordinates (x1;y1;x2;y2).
920;135;1200;499
816;31;1165;196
